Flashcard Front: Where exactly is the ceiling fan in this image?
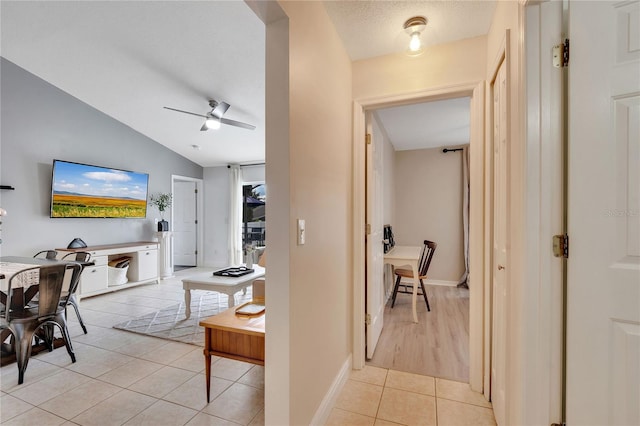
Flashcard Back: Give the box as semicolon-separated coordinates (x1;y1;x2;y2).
164;100;255;131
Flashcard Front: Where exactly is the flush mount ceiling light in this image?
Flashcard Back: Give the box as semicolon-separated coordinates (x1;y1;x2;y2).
403;16;427;56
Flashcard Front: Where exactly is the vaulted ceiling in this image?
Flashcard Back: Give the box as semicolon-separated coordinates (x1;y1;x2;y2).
1;1;495;165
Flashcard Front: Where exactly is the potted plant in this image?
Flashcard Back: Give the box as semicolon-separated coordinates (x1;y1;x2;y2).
149;193;172;231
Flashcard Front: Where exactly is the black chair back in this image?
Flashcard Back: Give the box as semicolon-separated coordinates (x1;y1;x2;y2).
61;251;92;263
418;240;437;277
33;250;58;260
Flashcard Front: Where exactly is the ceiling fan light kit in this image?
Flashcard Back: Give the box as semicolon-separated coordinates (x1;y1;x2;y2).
164;99;256;132
403;16;427;56
205;117;221;130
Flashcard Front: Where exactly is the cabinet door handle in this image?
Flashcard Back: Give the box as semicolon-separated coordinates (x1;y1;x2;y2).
91;269;97;273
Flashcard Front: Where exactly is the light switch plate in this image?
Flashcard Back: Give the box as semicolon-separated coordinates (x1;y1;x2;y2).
297;219;305;245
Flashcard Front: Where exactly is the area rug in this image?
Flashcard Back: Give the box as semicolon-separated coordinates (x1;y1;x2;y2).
112;289;253;346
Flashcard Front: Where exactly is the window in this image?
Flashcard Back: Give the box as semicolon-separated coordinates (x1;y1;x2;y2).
242;183;265;248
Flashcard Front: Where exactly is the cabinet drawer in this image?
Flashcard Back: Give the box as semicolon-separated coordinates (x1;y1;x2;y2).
91;255;108;266
81;265;108;294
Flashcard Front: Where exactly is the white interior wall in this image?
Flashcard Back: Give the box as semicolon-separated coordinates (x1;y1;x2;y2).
203;166;229;267
277;2;353;423
0;58;203;256
241;164;265;183
393;147;465;283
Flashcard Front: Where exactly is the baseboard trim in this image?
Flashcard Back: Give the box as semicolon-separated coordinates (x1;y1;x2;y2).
400;278;459;287
310;354;352;425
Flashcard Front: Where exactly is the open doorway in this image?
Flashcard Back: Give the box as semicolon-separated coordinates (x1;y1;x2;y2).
353;81;487;393
171;175;204;272
364;97;472;383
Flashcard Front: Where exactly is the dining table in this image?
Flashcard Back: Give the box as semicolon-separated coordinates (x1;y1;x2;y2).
0;256;66;308
383;246;422;323
1;256;94;361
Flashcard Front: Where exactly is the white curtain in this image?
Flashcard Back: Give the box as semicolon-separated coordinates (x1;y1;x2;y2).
458;145;470;288
228;165;243;265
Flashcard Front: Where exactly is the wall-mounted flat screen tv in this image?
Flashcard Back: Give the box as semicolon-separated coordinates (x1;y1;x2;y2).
50;160;149;218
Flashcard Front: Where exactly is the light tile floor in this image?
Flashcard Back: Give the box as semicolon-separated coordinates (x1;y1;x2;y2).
1;268;495;426
329;366;496;426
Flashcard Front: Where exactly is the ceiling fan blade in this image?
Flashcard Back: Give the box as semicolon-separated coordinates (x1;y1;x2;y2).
220;117;256;130
163;106;208;119
211;102;230;119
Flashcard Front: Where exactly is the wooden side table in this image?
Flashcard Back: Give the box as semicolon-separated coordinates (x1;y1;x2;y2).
199;305;265;402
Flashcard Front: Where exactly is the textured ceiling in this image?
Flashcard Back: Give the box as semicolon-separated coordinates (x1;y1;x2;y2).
324;1;491;151
323;0;497;61
375;97;471;151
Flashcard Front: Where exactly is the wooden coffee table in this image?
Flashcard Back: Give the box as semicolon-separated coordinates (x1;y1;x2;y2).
199;304;265;402
181;266;265;319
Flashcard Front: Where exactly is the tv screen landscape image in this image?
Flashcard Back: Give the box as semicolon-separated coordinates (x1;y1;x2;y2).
50;160;149;218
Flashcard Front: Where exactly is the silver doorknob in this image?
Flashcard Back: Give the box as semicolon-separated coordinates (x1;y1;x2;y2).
498;265;505;270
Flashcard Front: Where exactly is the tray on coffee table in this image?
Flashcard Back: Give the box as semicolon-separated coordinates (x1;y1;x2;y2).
212;266;254;277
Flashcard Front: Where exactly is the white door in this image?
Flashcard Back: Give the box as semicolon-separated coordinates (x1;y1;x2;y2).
173;181;197;266
566;1;640;425
366;115;385;359
490;58;507;426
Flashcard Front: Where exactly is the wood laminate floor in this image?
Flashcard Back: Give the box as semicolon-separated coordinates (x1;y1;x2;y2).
366;285;470;383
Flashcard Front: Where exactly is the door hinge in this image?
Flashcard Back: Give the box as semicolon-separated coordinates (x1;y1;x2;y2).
195;249;198;255
365;313;372;326
195;219;198;224
366;133;371;145
366;224;371;235
553;39;569;68
194;188;198;194
553;234;569;258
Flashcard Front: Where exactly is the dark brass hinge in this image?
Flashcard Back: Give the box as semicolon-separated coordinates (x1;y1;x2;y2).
553;39;569;68
553;234;569;258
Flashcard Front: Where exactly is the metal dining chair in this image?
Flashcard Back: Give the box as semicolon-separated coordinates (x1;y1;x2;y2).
33;250;58;260
391;240;437;311
60;252;91;334
0;263;80;384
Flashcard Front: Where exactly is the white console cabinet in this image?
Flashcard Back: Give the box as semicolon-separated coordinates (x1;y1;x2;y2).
58;241;159;298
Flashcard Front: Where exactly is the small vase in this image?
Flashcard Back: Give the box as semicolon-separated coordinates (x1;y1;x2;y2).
157;220;169;232
245;253;254;269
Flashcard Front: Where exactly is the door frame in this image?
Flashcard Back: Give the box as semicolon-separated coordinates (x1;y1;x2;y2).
352;81;486;392
520;2;564;424
488;43;508;425
171;175;204;267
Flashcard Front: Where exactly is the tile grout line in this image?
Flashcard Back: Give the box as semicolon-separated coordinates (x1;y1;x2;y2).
434;377;439;426
372;368;389;422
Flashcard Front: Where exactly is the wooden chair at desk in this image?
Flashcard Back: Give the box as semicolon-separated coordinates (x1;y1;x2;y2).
391;240;437;311
0;263;81;384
